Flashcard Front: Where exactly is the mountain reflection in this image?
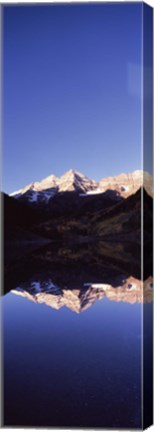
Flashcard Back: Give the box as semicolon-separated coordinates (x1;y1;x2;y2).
12;276;153;313
4;242;153;311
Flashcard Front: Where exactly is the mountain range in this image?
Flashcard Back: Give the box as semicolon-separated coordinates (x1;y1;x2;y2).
10;168;152;203
3;169;153;244
3;238;152;311
11;275;153;313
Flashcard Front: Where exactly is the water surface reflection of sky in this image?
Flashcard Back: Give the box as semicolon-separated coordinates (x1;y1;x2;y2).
2;243;153;429
2;288;142;428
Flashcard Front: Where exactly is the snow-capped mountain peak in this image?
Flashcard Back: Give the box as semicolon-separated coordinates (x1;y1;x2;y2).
57;169;97;192
9;169;152;205
10;169;98;202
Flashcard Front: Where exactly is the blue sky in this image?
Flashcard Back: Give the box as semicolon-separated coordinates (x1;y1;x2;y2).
3;3;142;194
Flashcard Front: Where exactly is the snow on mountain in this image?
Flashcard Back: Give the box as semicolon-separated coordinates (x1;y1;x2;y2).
10;169;152;204
79;188;102;197
11;275;153;312
99;170;152;197
10;169;98;203
57;169;98;192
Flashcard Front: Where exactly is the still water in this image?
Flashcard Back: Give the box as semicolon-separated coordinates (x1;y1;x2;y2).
2;243;152;428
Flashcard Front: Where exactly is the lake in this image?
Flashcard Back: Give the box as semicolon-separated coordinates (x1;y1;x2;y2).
1;243;152;428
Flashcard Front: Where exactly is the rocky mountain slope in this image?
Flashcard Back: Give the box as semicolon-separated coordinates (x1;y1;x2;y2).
11;275;153;312
10;169;98;203
99;170;152;198
4;169;153;244
29;187;152;244
10;169;152;204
